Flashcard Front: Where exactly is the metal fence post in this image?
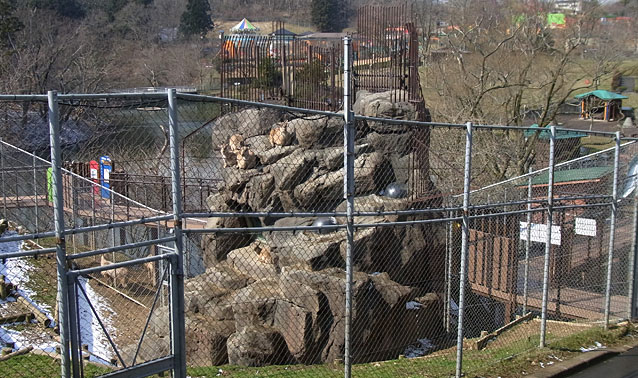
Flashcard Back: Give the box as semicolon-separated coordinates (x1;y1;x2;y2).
167;88;187;378
48;91;77;378
343;35;356;378
630;174;638;320
539;126;556;348
445;209;452;333
1;139;6;217
455;121;473;378
33;152;39;233
523;166;533;314
604;132;621;328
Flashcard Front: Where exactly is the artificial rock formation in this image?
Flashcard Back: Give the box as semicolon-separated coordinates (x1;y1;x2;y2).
167;91;446;367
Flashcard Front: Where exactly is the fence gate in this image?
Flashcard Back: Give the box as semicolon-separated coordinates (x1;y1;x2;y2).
65;246;179;378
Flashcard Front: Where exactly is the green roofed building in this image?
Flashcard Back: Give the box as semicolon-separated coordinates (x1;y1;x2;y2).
575;90;627;122
547;13;566;28
531;166;613;186
527;165;613;199
523;124;587;140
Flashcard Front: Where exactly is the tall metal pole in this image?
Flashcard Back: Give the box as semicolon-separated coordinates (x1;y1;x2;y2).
455;122;473;378
629;172;638;320
523;166;533;314
445;209;453;333
33;152;39;233
49;91;77;378
167;88;187;378
539;126;556;348
111;189;116;270
343;36;356;378
1;140;6;217
604;132;621;328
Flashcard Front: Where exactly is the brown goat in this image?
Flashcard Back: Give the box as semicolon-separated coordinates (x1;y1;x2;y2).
99;255;129;289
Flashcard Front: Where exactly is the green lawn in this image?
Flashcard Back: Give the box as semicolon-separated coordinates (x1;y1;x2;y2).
1;323;633;377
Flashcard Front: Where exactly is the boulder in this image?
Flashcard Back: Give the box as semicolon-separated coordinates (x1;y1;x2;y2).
234;173;276;211
367;131;413;156
227;243;280;281
184;262;251;317
227;326;294;367
212;108;283;143
256;145;297;165
288;117;327;147
293;168;342;211
244;135;272;155
264;230;345;271
271;149;317;191
353;90;416;120
201;217;254;265
231;278;282;330
186;316;236;366
205;191;239;212
220;167;261;192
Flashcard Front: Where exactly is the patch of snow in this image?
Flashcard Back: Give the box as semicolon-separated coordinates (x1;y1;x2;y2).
1;233;116;365
404;338;435;358
580;341;606;352
76;276;116;364
406;301;423;310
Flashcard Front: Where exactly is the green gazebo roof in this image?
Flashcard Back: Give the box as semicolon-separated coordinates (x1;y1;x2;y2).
574;90;628;101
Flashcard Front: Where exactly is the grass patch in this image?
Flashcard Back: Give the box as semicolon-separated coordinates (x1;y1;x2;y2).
1;323;634;377
183;323;636;378
549;324;630;351
0;354;110;378
580;135;616;152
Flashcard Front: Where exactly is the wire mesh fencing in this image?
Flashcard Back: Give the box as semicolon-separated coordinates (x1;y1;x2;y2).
0;89;637;378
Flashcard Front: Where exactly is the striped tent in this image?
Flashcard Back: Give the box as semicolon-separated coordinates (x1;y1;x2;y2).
230;18;260;34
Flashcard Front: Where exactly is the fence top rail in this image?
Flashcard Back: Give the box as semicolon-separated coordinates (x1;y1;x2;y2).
176;93;343;117
1;91;636;140
0;92;171;101
356;114;637;139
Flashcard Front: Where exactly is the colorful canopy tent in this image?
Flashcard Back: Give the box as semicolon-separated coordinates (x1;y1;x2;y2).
230;18;260;34
575;90;628;122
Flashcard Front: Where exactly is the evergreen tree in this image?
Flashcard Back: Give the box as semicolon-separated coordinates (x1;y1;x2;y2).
105;0;128;22
311;0;346;32
0;0;22;47
179;0;213;38
28;0;85;19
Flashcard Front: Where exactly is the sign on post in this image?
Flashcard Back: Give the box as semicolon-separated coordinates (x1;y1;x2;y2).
519;222;561;245
89;160;99;195
99;156;112;199
575;218;597;237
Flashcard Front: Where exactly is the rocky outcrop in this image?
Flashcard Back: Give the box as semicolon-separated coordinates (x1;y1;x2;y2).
181;90;444;367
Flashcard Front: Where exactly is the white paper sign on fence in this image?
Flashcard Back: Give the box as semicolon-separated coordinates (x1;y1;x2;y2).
519;222;561;245
575;217;596;237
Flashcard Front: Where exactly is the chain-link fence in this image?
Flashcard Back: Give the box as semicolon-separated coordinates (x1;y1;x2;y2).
1;53;638;378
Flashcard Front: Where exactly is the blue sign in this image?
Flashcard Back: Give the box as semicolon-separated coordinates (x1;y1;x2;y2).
99;156;112;199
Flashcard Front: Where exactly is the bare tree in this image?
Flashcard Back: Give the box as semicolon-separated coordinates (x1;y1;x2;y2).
424;0;622;186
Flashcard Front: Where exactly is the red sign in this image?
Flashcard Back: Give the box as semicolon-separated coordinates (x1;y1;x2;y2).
89;160;99;194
